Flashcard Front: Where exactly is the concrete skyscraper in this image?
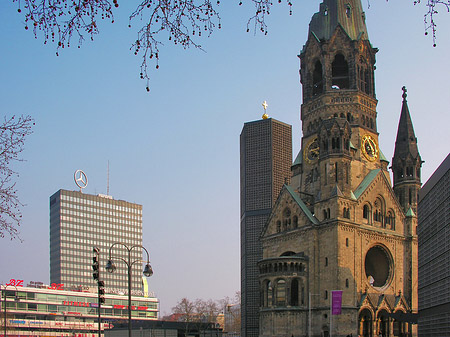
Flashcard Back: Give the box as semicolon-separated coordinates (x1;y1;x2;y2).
240;117;292;337
418;153;450;336
50;189;146;295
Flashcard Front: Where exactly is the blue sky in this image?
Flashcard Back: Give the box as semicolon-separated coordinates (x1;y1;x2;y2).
0;0;449;315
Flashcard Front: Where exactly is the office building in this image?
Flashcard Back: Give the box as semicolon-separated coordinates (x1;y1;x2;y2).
240;117;292;337
257;1;420;336
50;189;145;296
0;282;158;337
418;153;450;336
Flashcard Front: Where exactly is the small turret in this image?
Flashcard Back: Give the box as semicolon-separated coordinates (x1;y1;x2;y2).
392;87;422;213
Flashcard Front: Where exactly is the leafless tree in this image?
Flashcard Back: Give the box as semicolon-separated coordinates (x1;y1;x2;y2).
11;0;449;90
171;297;197;335
0;115;35;240
171;297;224;335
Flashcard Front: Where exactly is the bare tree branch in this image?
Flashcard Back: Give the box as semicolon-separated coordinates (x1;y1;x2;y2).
12;0;449;90
0;115;35;240
416;0;450;46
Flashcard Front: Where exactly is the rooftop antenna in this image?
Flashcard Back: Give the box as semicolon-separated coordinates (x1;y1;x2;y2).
107;160;110;196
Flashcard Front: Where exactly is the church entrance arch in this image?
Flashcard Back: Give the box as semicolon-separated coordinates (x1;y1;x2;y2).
393;310;406;337
377;309;390;337
359;308;373;337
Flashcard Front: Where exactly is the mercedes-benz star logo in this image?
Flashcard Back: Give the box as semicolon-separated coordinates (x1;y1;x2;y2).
74;170;88;190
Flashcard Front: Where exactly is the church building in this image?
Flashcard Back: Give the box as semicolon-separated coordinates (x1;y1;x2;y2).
257;1;421;336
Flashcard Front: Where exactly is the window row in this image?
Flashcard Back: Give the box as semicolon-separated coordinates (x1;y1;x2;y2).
259;261;305;275
311;54;374;97
261;279;306;307
362;203;396;229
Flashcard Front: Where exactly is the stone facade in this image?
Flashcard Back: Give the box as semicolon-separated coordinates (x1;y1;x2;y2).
258;1;420;336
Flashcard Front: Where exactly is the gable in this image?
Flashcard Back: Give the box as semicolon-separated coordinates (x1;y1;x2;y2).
353;169;406;229
261;185;319;238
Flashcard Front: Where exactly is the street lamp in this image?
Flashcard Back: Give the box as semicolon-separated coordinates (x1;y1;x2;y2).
105;243;153;337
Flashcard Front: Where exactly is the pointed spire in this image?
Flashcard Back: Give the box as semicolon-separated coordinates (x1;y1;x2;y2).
393;86;420;160
309;0;369;41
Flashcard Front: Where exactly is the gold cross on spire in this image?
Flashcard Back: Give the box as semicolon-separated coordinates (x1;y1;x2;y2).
262;101;269;119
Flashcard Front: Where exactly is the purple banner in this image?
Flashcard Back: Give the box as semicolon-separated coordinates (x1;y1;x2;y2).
331;290;343;315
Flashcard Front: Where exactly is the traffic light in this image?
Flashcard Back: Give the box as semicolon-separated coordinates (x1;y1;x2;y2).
98;280;105;304
92;256;99;281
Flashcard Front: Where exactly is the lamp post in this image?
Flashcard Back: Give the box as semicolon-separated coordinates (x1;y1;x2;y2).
105;243;153;337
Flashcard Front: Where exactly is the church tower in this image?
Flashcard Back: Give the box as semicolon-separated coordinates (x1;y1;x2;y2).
392;87;423;214
257;1;419;336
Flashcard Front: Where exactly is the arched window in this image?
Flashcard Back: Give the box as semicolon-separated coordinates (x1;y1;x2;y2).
276;280;286;306
374;197;384;225
313;61;324;96
293;216;298;228
386;210;395;230
343;207;350;219
363;204;371;223
332;54;349;89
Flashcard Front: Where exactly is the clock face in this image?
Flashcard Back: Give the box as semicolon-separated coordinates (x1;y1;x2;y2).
304;138;319;163
361;135;379;161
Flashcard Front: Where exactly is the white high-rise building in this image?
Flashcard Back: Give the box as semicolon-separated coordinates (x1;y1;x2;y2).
50;189;146;295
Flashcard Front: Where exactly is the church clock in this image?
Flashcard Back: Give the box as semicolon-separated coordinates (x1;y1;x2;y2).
303;137;319;164
361;134;379;161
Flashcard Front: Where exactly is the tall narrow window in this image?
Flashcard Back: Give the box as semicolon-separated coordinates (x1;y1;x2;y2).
332;54;349;89
313;61;324;96
335;163;338;182
364;69;371;95
290;279;299;306
409;188;412;206
363;204;370;220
